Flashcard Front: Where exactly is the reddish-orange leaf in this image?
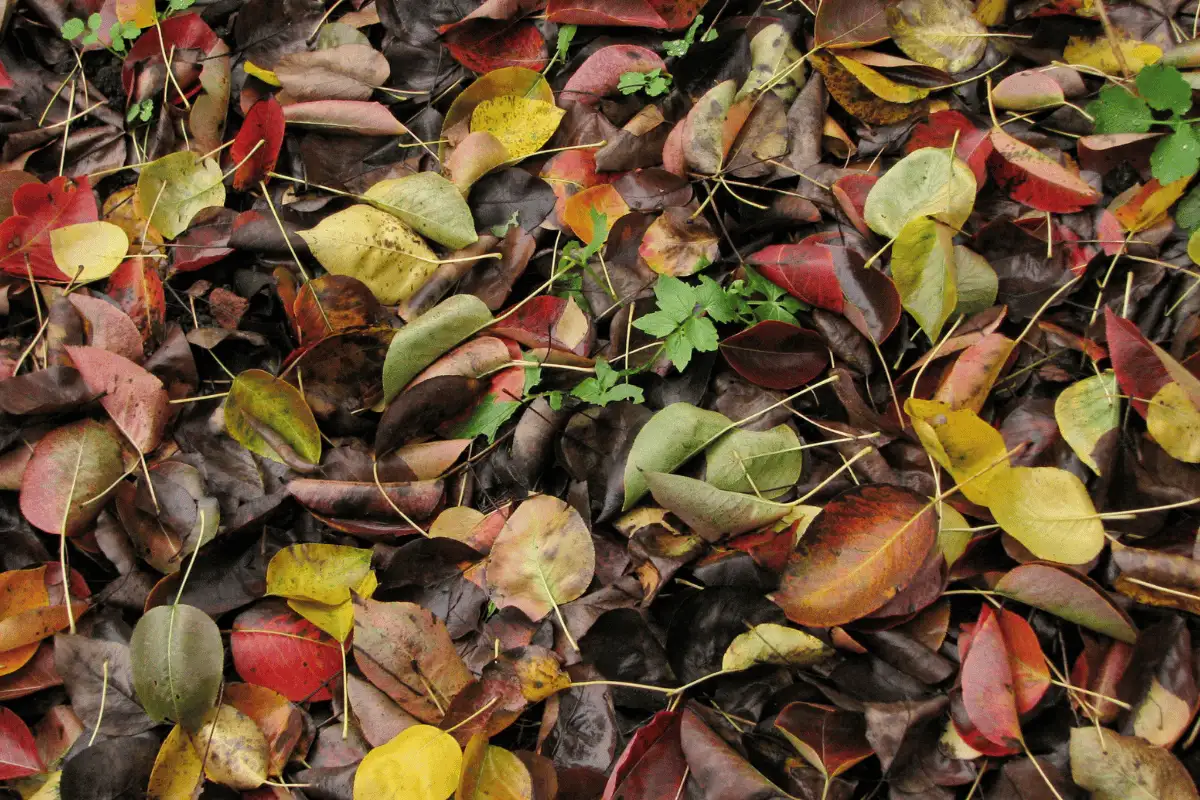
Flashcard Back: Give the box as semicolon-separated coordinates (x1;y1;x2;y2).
232;98;285;191
960;605;1023;748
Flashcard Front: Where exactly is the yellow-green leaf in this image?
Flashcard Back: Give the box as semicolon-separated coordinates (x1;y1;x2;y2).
147;724;203;800
938;504;972;565
299;205;439;305
886;0;987;74
137;151;226;239
986;467;1106;564
722;623;831;671
952;245;998;317
49;222;129;283
354;724;463;800
266;543;375;641
363;173;479;250
224;369;322;467
906;398;1010;505
1147;381;1200;463
194;705;269;790
1055;371;1120;474
1065;35;1162;76
834;55;931;103
470;95;564;163
458;737;533;800
892;216;958;341
863;147;976;238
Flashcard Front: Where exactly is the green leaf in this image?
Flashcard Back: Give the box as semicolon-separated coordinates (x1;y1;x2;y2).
863;146;976;238
1088;85;1154;134
652;275;696;322
555;24;577;62
362;172;479;250
623;402;732;510
81;31;98;45
571;358;645;407
123;20;141;37
644;471;790;542
705;424;803;498
664;330;695;371
682;316;719;353
1152;123;1200;183
87;13;103;29
61;18;85;39
646;73;672;96
381;294;494;403
618;71;647;94
453;397;522;443
131;604;223;730
631;310;679;338
664;15;703;57
138;99;154;121
891;216;958;341
1136;63;1193;114
1179;184;1200;231
224;369;322;467
696;275;745;323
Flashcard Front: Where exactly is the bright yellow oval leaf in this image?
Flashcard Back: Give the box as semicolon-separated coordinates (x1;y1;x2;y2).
354;724;463;800
298;205;440;305
470;95;565;162
147;724;203;800
986;466;1106;565
905;398;1010;505
1147;381;1200;463
1065;35;1162;76
834;55;931;103
722;623;831;671
267;543;375;641
459;739;533;800
50;221;129;283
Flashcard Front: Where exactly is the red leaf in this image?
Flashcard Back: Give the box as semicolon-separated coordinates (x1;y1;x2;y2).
603;710;687;800
960;605;1023;749
231;600;345;703
0;176;98;281
105;256;166;344
232;98;286;191
65;345;169;453
719;321;826;391
749;243;845;314
831;173;877;238
121;13;219;100
988;128;1100;212
561;45;666;106
0;706;42;780
547;0;703;28
445;19;549;73
487;296;594;356
774;702;873;777
171;208;238;274
283;101;408;137
1105;307;1170;419
995;608;1050;714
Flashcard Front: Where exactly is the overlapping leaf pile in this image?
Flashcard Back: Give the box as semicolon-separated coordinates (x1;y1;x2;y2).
6;0;1200;797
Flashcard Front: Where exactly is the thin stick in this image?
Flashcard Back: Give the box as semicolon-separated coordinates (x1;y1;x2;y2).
87;660;109;747
371;457;429;535
59;81;76;177
443;697;500;734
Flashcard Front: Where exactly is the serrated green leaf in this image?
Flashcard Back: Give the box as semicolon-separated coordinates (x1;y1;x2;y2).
696;275;743;323
683;316;719;353
1136;64;1193;113
653;275;696;321
453;397;521;443
61;18;85;39
665;330;694;371
1177;184;1200;231
1088;85;1154;134
632;310;680;338
1152;123;1200;183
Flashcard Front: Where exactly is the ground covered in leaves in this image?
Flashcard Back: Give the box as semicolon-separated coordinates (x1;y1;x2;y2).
8;0;1200;797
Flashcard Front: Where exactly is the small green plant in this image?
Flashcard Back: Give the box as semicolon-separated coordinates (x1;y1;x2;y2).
633;275;721;371
701;267;806;326
543;24;577;75
1087;63;1200;184
126;98;155;123
663;14;717;58
569;357;644;407
550;210;610;310
618;68;672;98
62;14;140;53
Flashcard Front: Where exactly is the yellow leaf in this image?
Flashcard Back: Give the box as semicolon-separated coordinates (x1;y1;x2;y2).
721;623;831;671
834;55;931;103
1065;35;1162;76
905;398;1010;505
938;504;972;565
891;216;958;341
1113;177;1191;232
116;0;155;27
887;0;987;74
973;0;1008;26
298;205;440;305
137;151;226;240
1055;371;1120;474
267;544;373;607
244;60;282;87
863;146;976;238
985;467;1106;564
1147;382;1200;463
459;738;533;800
286;598;355;642
49;222;129;283
354;724;463;800
470;95;565;162
194;705;269;790
147;724;203;800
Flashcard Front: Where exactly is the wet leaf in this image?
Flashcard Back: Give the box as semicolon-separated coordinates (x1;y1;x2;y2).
137;152;226;239
364;173;479;250
49;222;128;283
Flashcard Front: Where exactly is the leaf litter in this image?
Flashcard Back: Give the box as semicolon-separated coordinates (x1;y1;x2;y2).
7;0;1200;798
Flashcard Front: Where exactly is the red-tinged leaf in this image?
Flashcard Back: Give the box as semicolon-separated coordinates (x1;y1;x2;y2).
1105;306;1170;418
231;600;344;703
679;708;793;797
67;293;143;364
602;711;687;800
832;173;877;238
774;702;872;777
541;150;600;228
121;13;218;98
170;208;237;274
0;176;98;281
445;19;548;73
546;0;703;29
488;296;594;356
989;127;1100;212
291;274;388;344
772;484;938;627
719;321;827;391
287;478;444;522
0;62;11;90
0;706;42;780
906;110;992;187
961;605;1023;748
0;643;61;701
232;98;285;191
995;609;1049;714
19;419;125;537
283;101;408;137
561;45;666;106
563;185;630;244
815;0;891;48
65;346;169;453
932;333;1015;413
106;256;166;344
412;337;516;386
749;242;845;314
996;562;1137;643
